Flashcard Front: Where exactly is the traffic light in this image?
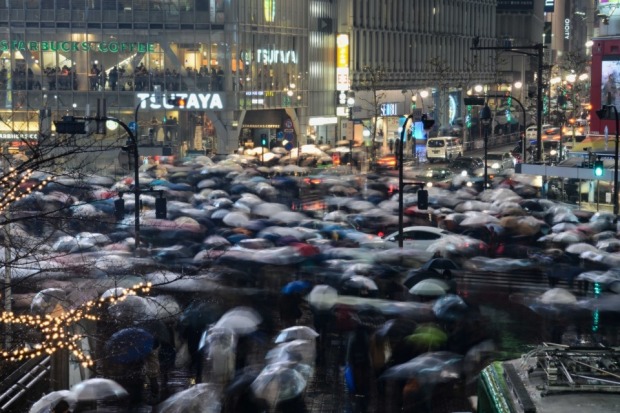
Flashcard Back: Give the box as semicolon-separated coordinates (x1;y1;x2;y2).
260;134;268;147
466;105;472;128
594;160;604;177
421;114;435;130
167;97;187;108
417;189;429;210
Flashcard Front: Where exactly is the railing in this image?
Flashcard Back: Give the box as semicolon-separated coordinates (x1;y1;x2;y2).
0;356;50;412
463;132;521;152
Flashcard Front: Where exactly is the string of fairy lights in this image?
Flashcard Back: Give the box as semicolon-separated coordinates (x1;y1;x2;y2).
0;282;152;366
0;168;52;214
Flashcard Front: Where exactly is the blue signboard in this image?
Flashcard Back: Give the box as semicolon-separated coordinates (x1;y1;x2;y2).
128;121;137;133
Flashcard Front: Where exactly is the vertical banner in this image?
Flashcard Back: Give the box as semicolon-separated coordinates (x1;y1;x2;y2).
336;34;350;91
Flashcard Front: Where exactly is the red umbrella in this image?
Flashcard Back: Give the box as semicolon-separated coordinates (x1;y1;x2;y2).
291;242;320;257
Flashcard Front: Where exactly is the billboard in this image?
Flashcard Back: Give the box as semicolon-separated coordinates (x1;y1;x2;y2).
601;59;620;111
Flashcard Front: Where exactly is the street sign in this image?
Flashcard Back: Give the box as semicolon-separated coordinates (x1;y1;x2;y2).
128;121;137;133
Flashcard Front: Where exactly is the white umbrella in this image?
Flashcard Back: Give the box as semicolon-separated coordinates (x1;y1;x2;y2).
306;285;338;310
214;306;262;335
409;278;449;297
251;362;308;406
156;383;221;413
222;211;250;227
253;202;290;217
539;288;577;304
29;390;76;413
71;378;128;401
275;326;319;344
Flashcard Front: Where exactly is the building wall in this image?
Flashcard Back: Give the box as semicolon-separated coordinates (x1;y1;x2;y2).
0;0;317;154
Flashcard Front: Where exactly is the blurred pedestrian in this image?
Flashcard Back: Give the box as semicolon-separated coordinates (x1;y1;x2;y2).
144;339;161;404
52;399;70;413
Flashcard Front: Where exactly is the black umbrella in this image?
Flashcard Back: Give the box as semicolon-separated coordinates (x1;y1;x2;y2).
403;268;442;289
420;258;459;272
104;328;154;364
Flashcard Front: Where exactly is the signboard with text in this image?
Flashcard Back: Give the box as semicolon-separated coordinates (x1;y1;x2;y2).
497;0;534;11
336;34;350;91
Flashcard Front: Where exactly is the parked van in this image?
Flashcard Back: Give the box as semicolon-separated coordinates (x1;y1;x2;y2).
426;136;463;163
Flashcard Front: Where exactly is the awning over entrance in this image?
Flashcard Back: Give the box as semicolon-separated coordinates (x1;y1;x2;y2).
242;110;283;128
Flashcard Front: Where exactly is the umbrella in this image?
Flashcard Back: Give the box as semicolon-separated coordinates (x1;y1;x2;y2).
432;294;469;322
380;351;463;384
107;295;158;324
275;326;319;344
420;258;459;271
266;339;316;366
71;378;128;402
409;278;449;297
29;391;76;413
341;275;379;292
104;327;155;364
251;362;308;406
405;324;448;351
306;285;338;311
214;306;262;335
155;383;221;413
30;288;68;317
100;287;128;300
281;280;312;295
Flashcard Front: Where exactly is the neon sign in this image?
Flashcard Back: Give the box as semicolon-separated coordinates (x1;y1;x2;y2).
0;40;155;53
256;49;297;64
136;93;224;110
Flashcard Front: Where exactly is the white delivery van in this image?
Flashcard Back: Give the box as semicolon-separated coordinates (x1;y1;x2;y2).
426;136;463;163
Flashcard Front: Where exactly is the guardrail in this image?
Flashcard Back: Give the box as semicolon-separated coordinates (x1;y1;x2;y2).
463;132;522;152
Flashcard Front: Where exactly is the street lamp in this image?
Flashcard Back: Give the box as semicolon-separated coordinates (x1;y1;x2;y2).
480;104;492;190
595;105;619;218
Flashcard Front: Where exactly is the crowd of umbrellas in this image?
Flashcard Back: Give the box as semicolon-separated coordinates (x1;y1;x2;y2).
3;147;618;412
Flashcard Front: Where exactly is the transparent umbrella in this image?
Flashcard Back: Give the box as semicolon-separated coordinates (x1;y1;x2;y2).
306;285;338;311
71;378;128;402
380;351;462;384
251;362;308;407
275;326;319;344
214;306;262;335
156;383;221;413
31;288;68;317
29;390;76;413
409;279;449;297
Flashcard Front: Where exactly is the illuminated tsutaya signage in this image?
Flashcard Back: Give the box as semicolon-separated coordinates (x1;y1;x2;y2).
0;40;155;53
256;49;297;64
136;93;224;110
336;34;350;91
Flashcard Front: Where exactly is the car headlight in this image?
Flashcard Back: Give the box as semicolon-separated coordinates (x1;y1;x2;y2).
550;150;557;156
460;170;468;176
491;162;500;169
426;182;433;188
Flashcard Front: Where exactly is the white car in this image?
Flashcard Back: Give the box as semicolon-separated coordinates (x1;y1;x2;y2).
357;226;453;261
525;124;553;141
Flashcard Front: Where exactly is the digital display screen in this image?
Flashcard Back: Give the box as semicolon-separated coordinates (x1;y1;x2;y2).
601;59;620;111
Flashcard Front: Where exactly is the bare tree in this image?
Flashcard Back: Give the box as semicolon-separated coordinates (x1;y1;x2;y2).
356;66;387;165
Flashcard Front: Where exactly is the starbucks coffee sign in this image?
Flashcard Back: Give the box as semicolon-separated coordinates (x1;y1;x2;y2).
0;40;156;53
137;92;225;110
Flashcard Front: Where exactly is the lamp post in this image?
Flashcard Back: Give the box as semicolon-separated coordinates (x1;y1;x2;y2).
480;104;492;190
595;105;619;218
398;114;414;248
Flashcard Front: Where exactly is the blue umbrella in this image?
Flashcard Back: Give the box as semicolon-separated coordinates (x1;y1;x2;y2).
281;280;311;295
104;328;154;364
432;294;469;322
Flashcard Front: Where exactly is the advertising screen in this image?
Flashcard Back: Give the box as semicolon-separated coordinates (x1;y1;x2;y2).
601;59;620;111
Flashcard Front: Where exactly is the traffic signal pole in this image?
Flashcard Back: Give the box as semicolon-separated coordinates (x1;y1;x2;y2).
56;115;142;254
471;42;545;162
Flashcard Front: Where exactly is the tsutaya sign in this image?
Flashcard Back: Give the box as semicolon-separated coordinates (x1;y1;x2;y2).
0;40;155;53
256;49;298;64
137;93;224;110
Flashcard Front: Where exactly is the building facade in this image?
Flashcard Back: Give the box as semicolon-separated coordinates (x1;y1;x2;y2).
0;0;337;156
334;0;497;150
